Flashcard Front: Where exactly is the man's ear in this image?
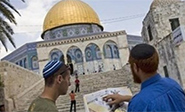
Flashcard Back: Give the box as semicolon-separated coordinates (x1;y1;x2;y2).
133;63;139;72
56;75;64;83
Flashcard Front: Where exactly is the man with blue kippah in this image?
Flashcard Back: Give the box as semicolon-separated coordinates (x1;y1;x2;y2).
28;60;71;112
103;43;185;111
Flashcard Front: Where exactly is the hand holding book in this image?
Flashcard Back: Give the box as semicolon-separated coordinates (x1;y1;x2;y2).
83;87;132;112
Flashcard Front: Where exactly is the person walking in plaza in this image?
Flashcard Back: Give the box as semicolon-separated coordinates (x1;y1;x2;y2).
103;43;185;111
75;77;80;92
69;90;76;112
28;60;71;112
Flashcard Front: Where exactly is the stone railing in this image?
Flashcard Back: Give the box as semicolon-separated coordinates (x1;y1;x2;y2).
0;61;42;112
15;79;44;111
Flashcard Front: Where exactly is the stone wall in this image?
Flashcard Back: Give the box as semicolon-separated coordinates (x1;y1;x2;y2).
0;87;4;106
0;61;42;112
155;34;182;85
151;31;185;90
141;11;156;43
142;1;185;43
0;74;4;106
174;41;185;88
142;1;185;89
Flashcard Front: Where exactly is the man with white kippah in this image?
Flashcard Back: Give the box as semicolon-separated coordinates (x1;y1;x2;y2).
28;60;71;112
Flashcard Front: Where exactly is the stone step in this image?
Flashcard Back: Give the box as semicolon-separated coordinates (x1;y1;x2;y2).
15;66;139;112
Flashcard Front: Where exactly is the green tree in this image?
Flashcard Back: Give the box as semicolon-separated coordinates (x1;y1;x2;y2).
0;0;24;51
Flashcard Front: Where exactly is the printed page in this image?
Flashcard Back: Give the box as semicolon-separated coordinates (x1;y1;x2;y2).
83;87;132;112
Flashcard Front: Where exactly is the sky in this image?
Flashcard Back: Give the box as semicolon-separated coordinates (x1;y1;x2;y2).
0;0;153;59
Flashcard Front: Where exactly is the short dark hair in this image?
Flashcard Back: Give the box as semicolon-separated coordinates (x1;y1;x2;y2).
45;65;70;87
129;44;159;73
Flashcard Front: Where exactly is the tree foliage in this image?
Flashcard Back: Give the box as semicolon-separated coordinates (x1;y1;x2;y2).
0;0;25;51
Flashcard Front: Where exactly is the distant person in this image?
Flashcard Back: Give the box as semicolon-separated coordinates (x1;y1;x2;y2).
103;44;185;111
28;60;71;112
75;77;80;92
69;90;76;112
73;70;78;77
98;65;102;72
87;69;89;74
75;73;78;78
113;65;116;70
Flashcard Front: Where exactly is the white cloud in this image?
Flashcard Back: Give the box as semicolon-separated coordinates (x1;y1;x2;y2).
1;0;59;58
12;0;59;34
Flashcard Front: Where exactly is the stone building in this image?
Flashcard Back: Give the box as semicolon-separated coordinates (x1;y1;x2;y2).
2;0;143;75
141;0;185;88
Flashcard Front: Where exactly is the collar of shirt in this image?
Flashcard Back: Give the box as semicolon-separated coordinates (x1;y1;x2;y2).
141;74;161;90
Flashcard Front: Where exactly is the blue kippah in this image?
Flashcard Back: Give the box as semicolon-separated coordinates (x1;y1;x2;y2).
43;60;64;78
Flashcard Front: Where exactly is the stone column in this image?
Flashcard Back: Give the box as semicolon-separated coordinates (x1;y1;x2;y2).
100;51;105;72
117;35;129;66
82;53;87;74
64;55;67;64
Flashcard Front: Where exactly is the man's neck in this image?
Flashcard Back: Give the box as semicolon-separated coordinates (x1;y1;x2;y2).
140;72;157;83
40;86;58;103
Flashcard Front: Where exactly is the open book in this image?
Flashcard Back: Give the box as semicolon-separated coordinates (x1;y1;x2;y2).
83;87;132;112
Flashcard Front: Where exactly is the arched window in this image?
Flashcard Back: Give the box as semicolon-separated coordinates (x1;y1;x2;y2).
20;60;23;67
24;58;27;68
85;47;93;62
104;45;112;58
95;47;101;59
51;52;59;60
67;50;74;63
50;49;63;61
103;41;119;59
67;46;83;64
32;56;39;69
75;49;83;63
113;45;119;58
85;43;101;61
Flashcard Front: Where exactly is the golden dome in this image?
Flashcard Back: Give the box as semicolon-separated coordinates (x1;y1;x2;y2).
150;0;180;9
43;0;103;32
